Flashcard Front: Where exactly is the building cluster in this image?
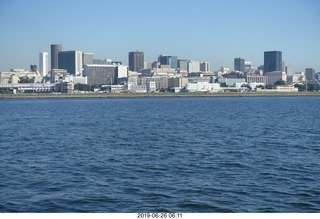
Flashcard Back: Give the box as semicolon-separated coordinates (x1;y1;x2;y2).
0;44;319;94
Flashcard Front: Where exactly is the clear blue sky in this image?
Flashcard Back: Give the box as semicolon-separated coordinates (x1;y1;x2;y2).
0;0;319;72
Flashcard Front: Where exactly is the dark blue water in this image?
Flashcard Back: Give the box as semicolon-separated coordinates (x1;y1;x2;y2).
0;97;319;212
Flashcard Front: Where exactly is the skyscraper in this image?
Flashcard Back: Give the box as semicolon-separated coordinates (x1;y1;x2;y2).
82;53;94;66
178;59;188;72
39;52;48;77
200;62;210;72
58;50;83;76
187;60;200;73
129;51;144;72
51;44;62;70
305;68;315;81
158;55;178;69
234;58;245;72
264;51;282;74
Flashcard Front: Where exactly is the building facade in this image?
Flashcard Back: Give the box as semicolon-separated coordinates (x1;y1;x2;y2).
128;51;144;72
178;59;188;72
264;51;282;74
246;75;268;86
234;58;245;72
200;62;210;72
84;64;117;86
266;71;287;85
187;60;200;73
186;82;221;92
158;55;178;69
30;65;37;72
58;51;83;76
82;53;94;66
39;52;48;77
218;77;246;86
305;68;315;81
51;44;62;70
51;69;69;83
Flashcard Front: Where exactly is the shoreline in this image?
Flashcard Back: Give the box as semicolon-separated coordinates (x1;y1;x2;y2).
1;92;320;99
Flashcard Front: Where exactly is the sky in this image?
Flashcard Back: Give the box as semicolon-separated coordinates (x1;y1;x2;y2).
0;0;319;72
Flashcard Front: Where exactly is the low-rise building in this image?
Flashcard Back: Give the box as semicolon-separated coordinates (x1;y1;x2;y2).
60;81;74;93
51;69;69;83
218;77;246;86
246;74;268;86
249;82;265;90
167;77;188;90
266;71;287;85
147;81;156;92
292;72;306;84
0;69;41;84
130;85;147;93
0;83;54;94
276;85;298;92
256;85;298;92
101;85;125;93
185;82;221;92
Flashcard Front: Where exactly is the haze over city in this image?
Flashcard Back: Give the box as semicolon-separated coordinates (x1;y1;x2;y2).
0;0;319;72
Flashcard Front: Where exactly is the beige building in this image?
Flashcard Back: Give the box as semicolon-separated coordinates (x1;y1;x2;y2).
168;77;188;89
0;69;40;84
246;75;269;86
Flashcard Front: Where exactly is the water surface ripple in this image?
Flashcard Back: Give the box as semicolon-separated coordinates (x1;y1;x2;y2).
0;97;319;212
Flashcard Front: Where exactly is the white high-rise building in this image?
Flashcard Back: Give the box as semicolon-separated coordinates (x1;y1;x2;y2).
187;60;200;73
39;52;48;77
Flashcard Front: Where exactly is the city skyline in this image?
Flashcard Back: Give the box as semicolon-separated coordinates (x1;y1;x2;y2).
0;0;319;72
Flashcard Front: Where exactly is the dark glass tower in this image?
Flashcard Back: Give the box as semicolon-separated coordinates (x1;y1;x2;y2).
264;51;282;74
128;51;144;72
234;58;245;72
51;44;62;70
58;50;83;76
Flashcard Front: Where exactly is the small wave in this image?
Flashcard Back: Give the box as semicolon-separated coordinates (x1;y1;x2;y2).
287;202;315;208
178;201;235;212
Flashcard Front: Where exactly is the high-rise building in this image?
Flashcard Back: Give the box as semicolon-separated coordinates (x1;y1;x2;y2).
30;65;37;72
84;64;117;86
285;66;293;76
128;51;144;72
234;58;245;72
51;44;62;70
200;62;210;72
151;61;159;69
144;62;153;70
39;52;48;77
178;59;188;72
58;51;83;76
187;60;200;73
264;51;282;74
305;68;316;81
158;55;178;69
82;53;94;66
316;72;320;81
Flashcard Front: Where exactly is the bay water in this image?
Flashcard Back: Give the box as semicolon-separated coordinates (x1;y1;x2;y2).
0;97;319;212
